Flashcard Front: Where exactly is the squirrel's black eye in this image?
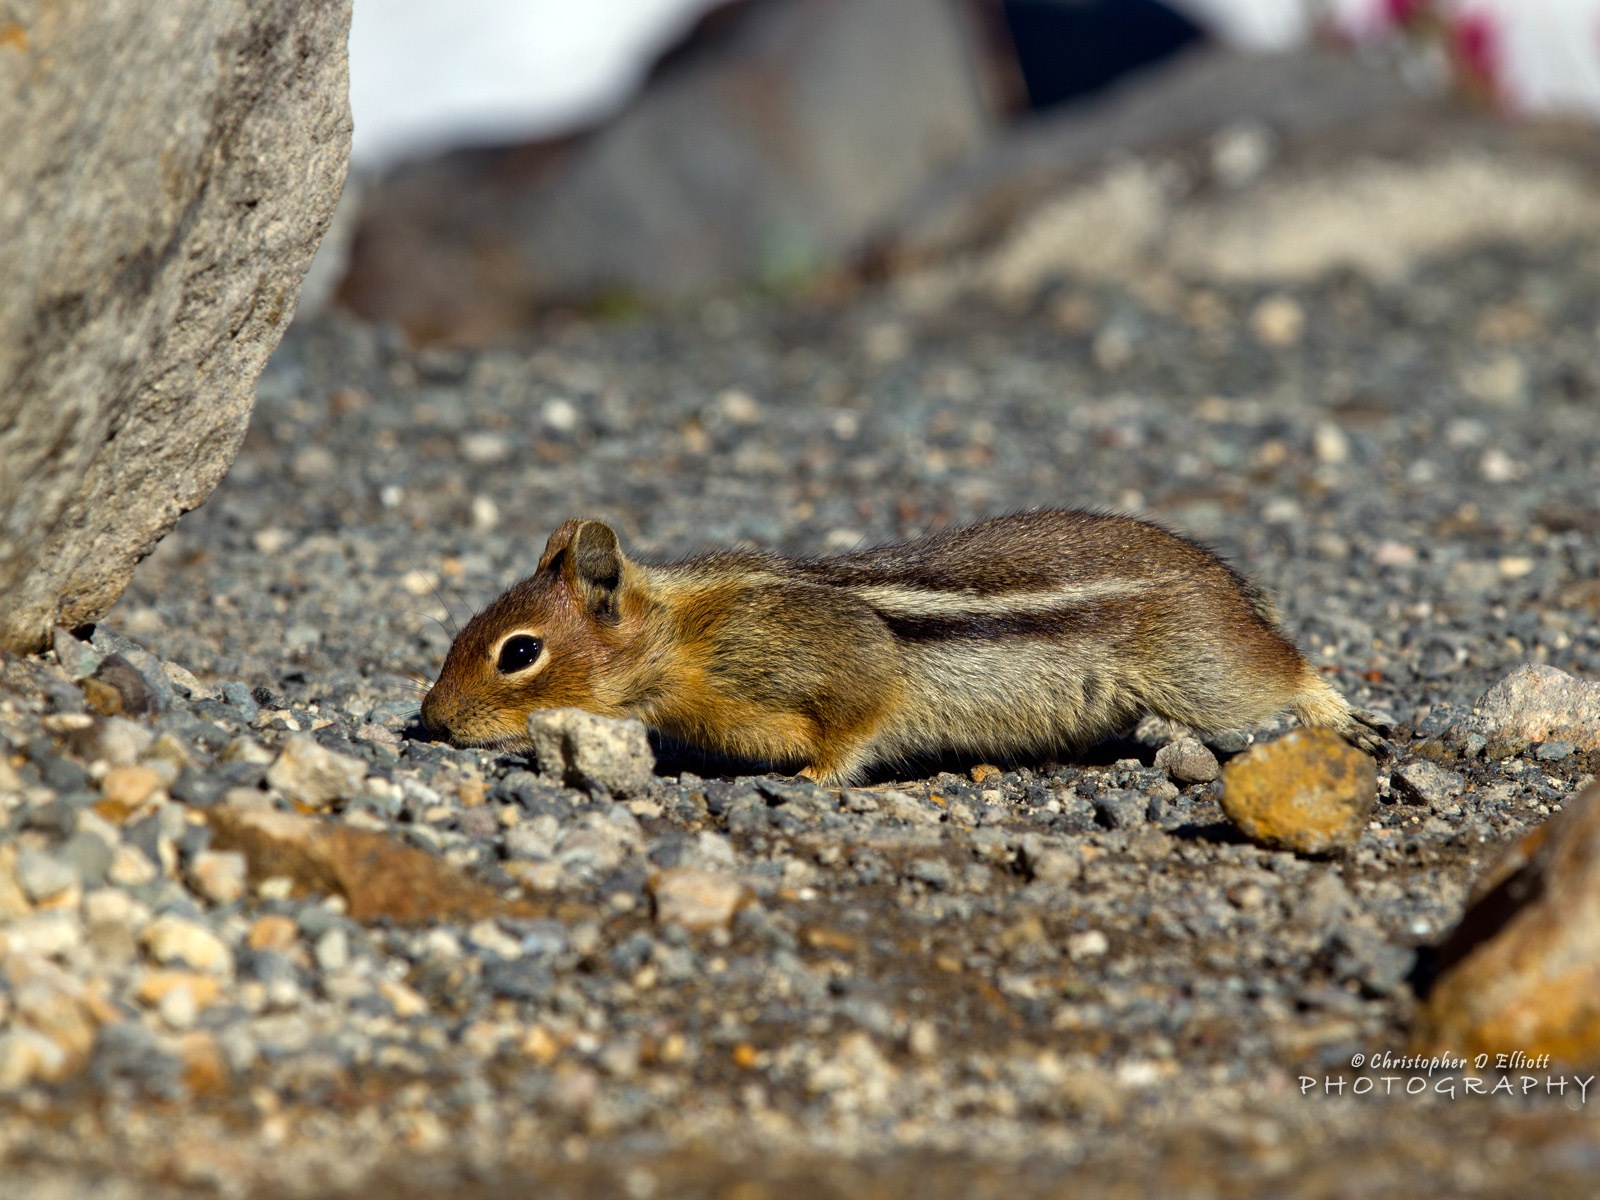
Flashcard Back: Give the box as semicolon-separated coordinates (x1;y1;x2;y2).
496;635;543;674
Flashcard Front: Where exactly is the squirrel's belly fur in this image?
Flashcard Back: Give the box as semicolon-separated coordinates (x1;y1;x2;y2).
420;509;1385;784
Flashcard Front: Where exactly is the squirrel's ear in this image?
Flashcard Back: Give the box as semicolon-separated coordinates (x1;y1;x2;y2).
535;520;584;573
543;519;623;616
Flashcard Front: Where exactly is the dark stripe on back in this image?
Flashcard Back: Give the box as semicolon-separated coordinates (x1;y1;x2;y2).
876;604;1110;643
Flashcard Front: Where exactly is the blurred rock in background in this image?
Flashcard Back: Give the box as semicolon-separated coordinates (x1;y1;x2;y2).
331;0;1600;346
338;0;998;343
334;0;1238;342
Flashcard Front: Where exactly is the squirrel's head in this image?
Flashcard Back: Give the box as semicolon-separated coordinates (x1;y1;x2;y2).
420;519;630;751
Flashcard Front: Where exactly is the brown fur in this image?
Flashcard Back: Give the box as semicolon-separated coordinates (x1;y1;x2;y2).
420;510;1386;784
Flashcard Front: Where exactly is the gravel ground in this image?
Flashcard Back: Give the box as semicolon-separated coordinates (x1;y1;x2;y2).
3;229;1600;1197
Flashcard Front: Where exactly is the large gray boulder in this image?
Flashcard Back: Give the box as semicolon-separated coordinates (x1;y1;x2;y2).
0;0;352;652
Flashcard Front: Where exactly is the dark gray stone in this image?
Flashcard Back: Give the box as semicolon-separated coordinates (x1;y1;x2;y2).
219;682;261;723
1094;789;1148;830
1390;760;1466;810
483;958;555;1002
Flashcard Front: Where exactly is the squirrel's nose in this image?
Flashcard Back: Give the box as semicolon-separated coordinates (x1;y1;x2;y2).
418;685;454;736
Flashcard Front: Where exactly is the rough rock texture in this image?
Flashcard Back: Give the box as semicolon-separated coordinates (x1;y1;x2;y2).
1390;759;1467;810
527;709;656;798
1219;729;1377;854
339;0;991;341
1153;736;1220;784
1416;782;1600;1065
1472;664;1600;753
887;50;1600;310
648;867;749;932
0;0;352;653
883;48;1417;270
265;733;367;809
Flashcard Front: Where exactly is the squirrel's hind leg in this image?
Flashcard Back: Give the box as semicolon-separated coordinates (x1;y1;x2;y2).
798;742;874;788
1290;676;1395;758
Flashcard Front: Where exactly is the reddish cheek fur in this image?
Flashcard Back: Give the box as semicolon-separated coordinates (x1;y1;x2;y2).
440;605;615;725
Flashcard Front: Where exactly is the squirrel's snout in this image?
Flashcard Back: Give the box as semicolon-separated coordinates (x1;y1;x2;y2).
418;684;454;737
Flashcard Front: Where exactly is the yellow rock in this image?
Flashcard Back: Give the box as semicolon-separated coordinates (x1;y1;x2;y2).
1220;728;1375;855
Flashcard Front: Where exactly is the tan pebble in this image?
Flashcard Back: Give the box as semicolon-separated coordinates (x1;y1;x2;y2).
1019;836;1080;885
1067;930;1109;959
505;860;567;892
997;916;1048;954
521;1024;560;1064
657;1032;687;1064
137;970;223;1009
159;985;197;1029
11;977;98;1064
265;734;367;809
141;914;233;976
1153;737;1220;785
648;867;748;933
1220;728;1375;855
176;1031;231;1095
78;980;124;1028
969;763;1002;784
1;913;84;958
0;845;34;919
1312;421;1350;466
255;876;295;901
98;764;164;814
39;714;96;734
0;1029;69;1090
82;887;136;926
246;914;299;952
161;662;211;701
33;882;83;913
377;978;428;1019
460;1018;509;1059
1251;294;1304;347
188;850;248;905
221;738;275;766
107;844;158;887
401;1108;448;1152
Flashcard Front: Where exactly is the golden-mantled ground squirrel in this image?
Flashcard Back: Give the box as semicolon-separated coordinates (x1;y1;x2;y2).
420;510;1386;784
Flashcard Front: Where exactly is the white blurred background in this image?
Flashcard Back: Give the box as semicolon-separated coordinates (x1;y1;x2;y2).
351;0;1600;170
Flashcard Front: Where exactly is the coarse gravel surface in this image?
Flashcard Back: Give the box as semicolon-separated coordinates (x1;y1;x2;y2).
3;230;1600;1198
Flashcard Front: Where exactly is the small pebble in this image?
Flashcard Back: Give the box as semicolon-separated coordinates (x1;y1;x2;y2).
14;850;80;903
